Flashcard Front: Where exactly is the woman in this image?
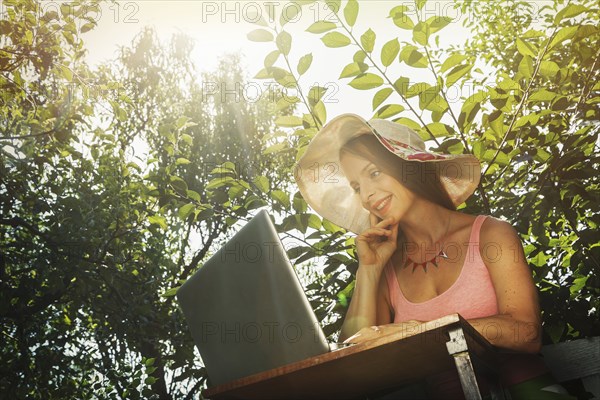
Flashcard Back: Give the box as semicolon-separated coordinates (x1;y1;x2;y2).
294;114;574;399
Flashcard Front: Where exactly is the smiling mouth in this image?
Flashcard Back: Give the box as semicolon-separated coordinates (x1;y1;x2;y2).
374;195;392;211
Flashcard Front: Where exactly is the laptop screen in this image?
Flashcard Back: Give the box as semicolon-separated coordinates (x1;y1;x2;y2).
176;209;330;386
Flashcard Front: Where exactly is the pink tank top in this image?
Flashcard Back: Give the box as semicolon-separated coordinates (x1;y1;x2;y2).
384;215;499;322
384;215;549;390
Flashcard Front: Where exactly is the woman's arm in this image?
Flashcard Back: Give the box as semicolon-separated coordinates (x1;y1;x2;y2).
466;217;542;353
339;270;392;342
339;215;399;342
343;217;542;353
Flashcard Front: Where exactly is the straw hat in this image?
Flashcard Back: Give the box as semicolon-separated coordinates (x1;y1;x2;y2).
294;114;481;234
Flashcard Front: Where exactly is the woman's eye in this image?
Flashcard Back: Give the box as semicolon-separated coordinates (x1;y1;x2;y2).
370;170;380;178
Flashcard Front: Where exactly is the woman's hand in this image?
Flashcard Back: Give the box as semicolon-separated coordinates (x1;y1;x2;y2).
342;320;424;344
355;214;399;275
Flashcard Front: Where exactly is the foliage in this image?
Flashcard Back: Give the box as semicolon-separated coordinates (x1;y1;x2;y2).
248;0;599;345
0;2;289;398
1;0;598;398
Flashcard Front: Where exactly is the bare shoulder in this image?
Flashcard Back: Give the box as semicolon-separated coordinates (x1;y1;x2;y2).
479;215;526;265
480;215;519;238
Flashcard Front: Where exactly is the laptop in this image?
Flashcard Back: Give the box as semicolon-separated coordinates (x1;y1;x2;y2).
176;209;346;387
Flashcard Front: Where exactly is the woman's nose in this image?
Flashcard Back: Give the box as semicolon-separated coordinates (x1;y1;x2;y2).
360;185;375;205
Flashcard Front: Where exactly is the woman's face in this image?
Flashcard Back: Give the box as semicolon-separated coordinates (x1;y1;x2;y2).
340;151;415;222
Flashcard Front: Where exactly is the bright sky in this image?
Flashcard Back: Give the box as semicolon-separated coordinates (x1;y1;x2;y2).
81;0;473;120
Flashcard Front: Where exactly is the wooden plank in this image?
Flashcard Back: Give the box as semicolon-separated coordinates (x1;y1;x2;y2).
452;352;483;400
203;314;497;400
540;337;600;382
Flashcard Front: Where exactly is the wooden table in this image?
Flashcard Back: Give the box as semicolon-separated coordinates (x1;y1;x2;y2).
203;314;505;400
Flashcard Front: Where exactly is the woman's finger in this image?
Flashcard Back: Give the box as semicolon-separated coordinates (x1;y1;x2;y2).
343;326;383;344
373;216;396;230
358;227;391;238
369;212;380;228
389;221;399;241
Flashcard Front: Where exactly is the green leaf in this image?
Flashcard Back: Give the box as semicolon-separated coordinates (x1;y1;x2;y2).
570;276;589;295
399;45;428;68
354;50;367;64
80;22;95;33
247;29;273;42
534;147;551;162
426;16;452;33
381;38;400;67
348;73;384;90
306;21;337;33
393;117;421;131
372;87;393;110
539;60;559;78
548;26;578;50
254;68;271;79
308;214;321;230
186;190;201;202
441;53;468;73
374;104;404;119
308;86;328;106
276;31;292;55
554;4;588;24
424;122;455;138
458;90;486;130
340;62;364;78
272;190;290;208
176;157;191;165
321;32;351;47
489;111;505;137
170;176;188;192
297;53;313;75
393;77;410;95
360;28;376;53
178;203;195;221
419;85;447;113
180;133;193;146
495;151;510;166
446;64;472;87
412;21;431;46
264;50;280;68
516;37;537;57
344;0;358;27
416;0;427;10
60;65;73;82
326;0;341;13
145;376;157;385
148;215;167;230
391;11;414;29
280;3;301;26
313;100;327;126
518;55;534;79
529;89;558;102
275;116;303;127
60;3;72;17
483;149;509;167
276;96;299;111
161;287;180;298
253;176;270;193
270;67;295;86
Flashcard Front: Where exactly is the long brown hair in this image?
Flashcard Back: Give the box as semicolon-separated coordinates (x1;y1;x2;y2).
339;134;455;260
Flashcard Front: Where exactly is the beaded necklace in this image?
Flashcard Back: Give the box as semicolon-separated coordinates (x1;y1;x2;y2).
403;215;451;273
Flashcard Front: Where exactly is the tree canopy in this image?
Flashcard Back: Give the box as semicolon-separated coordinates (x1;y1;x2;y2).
1;0;598;398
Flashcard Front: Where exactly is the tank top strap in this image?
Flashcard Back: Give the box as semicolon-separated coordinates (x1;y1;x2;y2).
469;214;489;244
462;215;489;270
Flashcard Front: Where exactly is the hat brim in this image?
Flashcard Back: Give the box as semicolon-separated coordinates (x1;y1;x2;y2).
295;114;481;234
